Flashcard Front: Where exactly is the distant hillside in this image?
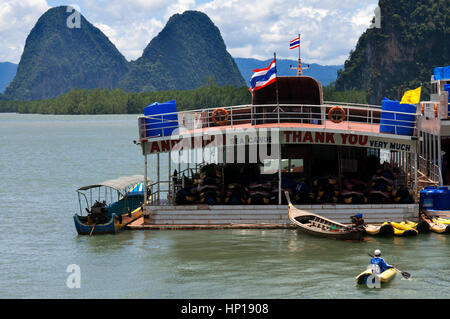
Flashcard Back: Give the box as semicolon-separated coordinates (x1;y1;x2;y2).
4;6;129;100
118;11;245;92
235;58;342;86
335;0;450;104
0;62;17;93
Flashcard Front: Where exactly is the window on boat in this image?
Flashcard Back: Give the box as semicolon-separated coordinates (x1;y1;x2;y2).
260;159;305;174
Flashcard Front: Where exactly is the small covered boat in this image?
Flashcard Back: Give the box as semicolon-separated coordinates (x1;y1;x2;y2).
356;266;397;285
74;175;149;235
285;191;365;240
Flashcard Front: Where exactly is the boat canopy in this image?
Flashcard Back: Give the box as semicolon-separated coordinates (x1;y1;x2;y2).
77;175;145;192
251;76;323;105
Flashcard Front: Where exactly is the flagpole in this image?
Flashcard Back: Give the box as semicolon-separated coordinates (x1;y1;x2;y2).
274;52;279;107
298;33;302;76
274;51;281;205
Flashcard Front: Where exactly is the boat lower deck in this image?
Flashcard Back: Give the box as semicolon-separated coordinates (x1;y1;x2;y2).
126;204;418;230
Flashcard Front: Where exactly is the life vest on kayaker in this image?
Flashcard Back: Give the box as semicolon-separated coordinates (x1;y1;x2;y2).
371;257;393;274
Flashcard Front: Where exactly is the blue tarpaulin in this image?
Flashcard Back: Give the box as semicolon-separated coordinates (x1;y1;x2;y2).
434;66;450;80
143;100;178;138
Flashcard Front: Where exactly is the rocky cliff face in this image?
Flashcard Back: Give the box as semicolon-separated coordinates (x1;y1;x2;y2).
5;8;245;101
335;0;449;104
118;10;245;92
4;6;129;100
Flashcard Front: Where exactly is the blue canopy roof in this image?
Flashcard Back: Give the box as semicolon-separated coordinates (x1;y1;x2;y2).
128;182;144;195
434;66;450;80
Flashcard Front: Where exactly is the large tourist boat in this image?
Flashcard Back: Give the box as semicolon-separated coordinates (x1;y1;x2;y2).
131;60;422;230
416;65;450;217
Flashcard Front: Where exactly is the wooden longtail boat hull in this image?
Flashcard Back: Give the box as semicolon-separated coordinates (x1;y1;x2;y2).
74;206;144;235
284;191;364;241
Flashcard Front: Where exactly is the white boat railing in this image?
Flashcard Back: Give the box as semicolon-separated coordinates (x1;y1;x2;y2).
137;103;419;140
419;101;450;120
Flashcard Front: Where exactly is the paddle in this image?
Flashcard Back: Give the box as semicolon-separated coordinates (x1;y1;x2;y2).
367;253;411;279
89;224;96;237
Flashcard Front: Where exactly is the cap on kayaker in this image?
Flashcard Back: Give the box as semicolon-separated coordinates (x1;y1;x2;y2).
374;249;381;257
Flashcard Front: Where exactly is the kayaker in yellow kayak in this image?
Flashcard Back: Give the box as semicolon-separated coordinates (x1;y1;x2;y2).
370;249;394;274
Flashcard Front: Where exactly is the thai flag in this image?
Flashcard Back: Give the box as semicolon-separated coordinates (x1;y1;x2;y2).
249;59;277;91
290;36;300;49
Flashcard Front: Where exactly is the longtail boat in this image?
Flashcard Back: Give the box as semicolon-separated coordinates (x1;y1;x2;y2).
284;191;364;240
74;175;149;235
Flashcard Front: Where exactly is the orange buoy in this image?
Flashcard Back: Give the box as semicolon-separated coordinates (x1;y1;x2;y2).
328;106;346;123
212;108;229;126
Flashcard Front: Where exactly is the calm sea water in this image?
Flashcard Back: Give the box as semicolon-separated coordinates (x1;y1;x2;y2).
1;113;449;299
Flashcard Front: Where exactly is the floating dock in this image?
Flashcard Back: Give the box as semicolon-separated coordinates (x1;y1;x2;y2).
127;204;418;230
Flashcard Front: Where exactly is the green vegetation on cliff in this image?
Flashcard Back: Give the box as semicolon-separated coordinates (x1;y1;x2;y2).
0;82;369;114
335;0;449;104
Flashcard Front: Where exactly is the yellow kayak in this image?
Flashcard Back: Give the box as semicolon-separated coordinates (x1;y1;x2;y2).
430;223;447;234
356;267;397;285
433;218;450;225
390;222;418;236
419;214;450;234
390;221;414;230
393;227;418;236
364;222;394;236
399;221;425;234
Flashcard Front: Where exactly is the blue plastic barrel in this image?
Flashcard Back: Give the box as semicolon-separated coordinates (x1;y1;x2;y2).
420;186;436;210
434;187;450;211
395;103;416;136
143;100;178;138
380;98;416;136
380;98;397;134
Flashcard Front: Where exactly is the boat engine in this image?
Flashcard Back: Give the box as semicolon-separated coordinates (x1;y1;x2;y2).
351;213;365;228
87;200;109;224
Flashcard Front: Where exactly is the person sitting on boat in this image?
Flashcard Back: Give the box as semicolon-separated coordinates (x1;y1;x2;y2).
371;249;393;274
351;213;364;226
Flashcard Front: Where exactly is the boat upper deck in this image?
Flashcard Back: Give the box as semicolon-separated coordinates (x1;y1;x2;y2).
138;102;419;144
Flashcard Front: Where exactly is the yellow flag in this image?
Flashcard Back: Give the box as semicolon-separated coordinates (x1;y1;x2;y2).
400;86;422;104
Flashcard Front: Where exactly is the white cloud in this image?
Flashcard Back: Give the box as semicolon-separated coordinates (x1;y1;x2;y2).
164;0;196;21
95;18;164;61
0;0;379;65
0;0;49;63
198;0;379;65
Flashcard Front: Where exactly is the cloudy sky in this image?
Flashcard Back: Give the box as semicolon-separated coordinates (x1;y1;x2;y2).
0;0;379;65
